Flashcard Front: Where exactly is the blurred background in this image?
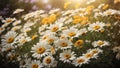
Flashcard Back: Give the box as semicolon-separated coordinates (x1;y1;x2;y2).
0;0;120;18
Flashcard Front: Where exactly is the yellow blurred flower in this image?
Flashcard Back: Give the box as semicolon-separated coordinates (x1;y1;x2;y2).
86;5;95;14
75;3;80;9
114;0;120;4
42;14;57;24
102;4;109;10
64;2;71;9
42;17;50;24
74;40;84;48
49;14;57;23
31;35;38;40
73;15;81;19
80;21;89;25
73;18;81;24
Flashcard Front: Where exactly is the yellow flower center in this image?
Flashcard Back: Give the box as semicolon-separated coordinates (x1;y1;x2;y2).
7;37;14;43
97;41;104;45
68;32;76;37
93;25;100;30
77;59;85;64
74;40;84;48
64;54;71;59
32;64;38;68
60;35;66;39
51;26;58;32
0;28;3;30
45;57;51;64
92;50;98;54
42;35;48;40
7;47;12;51
32;35;38;40
48;39;54;44
37;47;45;54
9;55;15;60
85;53;93;58
100;29;104;33
6;19;12;23
61;42;68;47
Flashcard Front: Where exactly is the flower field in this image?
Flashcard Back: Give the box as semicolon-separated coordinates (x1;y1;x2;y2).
0;0;120;68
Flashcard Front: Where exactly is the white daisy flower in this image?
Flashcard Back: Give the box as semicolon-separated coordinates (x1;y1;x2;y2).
1;23;10;28
23;10;44;20
62;27;79;38
1;46;14;52
19;58;31;68
90;48;103;56
103;9;119;16
59;34;68;40
1;31;17;47
43;55;56;68
44;35;58;44
88;21;105;32
64;18;73;24
11;25;22;31
38;25;47;34
23;22;35;28
40;33;56;41
84;52;95;60
98;4;105;9
2;18;16;23
86;0;96;4
62;10;73;16
6;52;16;60
59;50;76;63
21;27;31;33
31;42;51;59
54;38;72;50
79;28;88;36
16;34;31;46
94;12;103;18
41;34;49;41
40;29;56;36
112;46;120;53
73;56;89;67
12;20;21;26
27;60;43;68
83;48;103;60
92;40;109;47
47;22;63;32
13;9;24;14
57;17;68;24
0;27;5;34
49;8;60;14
